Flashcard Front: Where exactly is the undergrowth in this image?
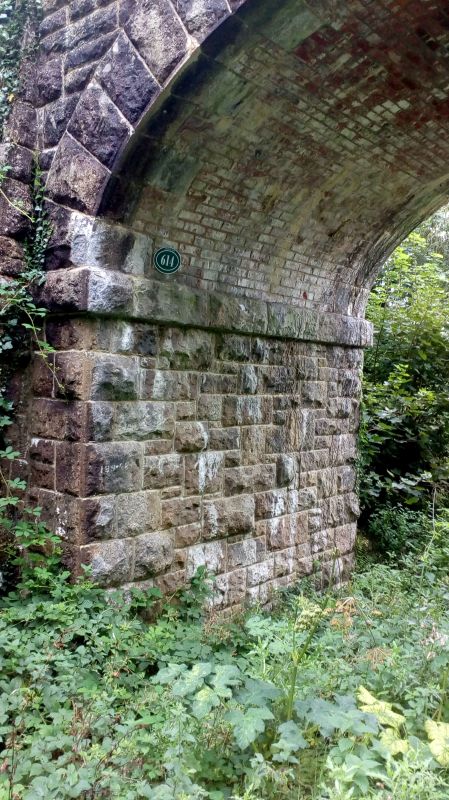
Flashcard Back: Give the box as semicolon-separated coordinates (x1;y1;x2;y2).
1;513;449;799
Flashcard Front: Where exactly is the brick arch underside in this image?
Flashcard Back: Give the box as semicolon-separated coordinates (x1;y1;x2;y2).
43;0;449;315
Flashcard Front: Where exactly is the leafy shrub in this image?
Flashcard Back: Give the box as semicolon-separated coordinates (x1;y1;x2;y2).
2;513;449;799
360;227;449;518
367;505;431;559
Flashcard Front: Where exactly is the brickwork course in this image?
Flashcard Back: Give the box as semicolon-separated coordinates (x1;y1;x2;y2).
2;0;449;604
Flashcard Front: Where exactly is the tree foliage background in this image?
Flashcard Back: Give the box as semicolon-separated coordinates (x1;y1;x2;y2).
359;214;449;551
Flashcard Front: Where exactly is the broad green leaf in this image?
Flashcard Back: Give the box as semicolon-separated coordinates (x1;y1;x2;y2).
191;685;220;718
211;664;242;698
380;727;409;755
425;719;449;766
357;686;405;730
227;706;274;749
172;662;212;697
272;721;308;763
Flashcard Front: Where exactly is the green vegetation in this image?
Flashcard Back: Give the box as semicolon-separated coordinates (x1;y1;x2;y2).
2;520;449;798
359;222;449;556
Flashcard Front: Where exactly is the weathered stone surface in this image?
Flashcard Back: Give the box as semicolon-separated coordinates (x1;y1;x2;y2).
116;491;161;537
114;402;175;440
81;539;133;586
68;83;131;168
0;178;32;237
134;532;174;579
227;537;261;569
44;96;78;148
175;422;208;452
161;495;201;528
46;133;109;213
276;455;296;487
176;0;229;37
186;541;226;579
96;32;160;124
184;451;224;495
144;454;183;489
224;464;275;496
0;143;33;182
85;443;142;495
267;513;308;550
160;328;214;370
120;0;189;83
0;236;24;276
203;494;254;538
89;355;139;400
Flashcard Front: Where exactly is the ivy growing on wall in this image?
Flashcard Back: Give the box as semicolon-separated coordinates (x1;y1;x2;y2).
0;0;41;134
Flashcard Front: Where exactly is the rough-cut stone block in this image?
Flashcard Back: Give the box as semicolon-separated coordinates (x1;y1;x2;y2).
0;178;32;237
0;236;24;276
255;489;287;520
176;0;229;37
222;396;272;426
116;491;161;537
89;354;139;400
267;513;308;549
144;454;183;489
217;334;251;362
210;293;268;335
0;143;33;182
274;548;296;578
175;421;208;452
134;532;174;579
44;96;78;148
120;0;188;83
161;496;201;528
69;213;152;275
85;443;142;495
143;370;198;401
184;451;224;495
80;495;116;541
174;522;201;548
276;454;296;487
31;399;85;442
69;83;132;168
97;32;160;124
203;494;254;539
247;559;274;587
186;541;226;579
87;268;133;314
240;426;266;466
224;464;275;496
160;328;214;370
46;133;109;213
114;402;175;440
81;539;133;586
227;538;259;569
134;280;208;328
208;427;240;451
214;567;247;607
197;394;222;421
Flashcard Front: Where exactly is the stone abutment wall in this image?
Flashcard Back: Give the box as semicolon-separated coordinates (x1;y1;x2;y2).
27;269;367;603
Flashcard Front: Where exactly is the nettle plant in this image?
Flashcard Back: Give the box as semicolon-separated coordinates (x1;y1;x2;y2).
0;163;56;592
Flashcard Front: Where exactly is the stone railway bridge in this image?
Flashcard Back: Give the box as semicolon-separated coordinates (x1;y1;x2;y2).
2;0;449;604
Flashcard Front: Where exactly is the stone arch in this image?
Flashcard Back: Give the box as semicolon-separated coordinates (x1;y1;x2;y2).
43;0;449;318
4;0;449;601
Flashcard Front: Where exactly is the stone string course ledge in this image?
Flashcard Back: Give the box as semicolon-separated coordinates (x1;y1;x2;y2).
28;315;362;606
41;265;372;347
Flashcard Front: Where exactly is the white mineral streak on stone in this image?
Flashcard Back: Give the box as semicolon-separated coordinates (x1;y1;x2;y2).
55;505;67;539
197;451;222;494
120;324;133;351
206;502;219;537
